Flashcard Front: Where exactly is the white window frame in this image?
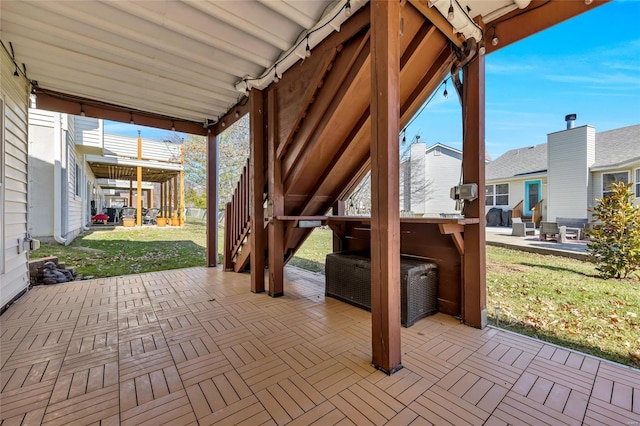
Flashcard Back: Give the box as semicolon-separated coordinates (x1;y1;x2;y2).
635;168;640;198
485;183;509;206
75;160;81;197
602;171;629;198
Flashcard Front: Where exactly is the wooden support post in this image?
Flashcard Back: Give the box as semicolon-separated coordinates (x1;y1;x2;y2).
332;201;345;253
207;133;219;266
173;175;178;219
129;179;133;208
136;131;143;226
180;144;185;226
168;176;173;221
462;56;487;329
267;89;284;297
249;89;265;293
370;0;402;375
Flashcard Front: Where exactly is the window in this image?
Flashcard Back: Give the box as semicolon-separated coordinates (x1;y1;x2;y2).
485;183;509;206
75;161;81;197
635;169;640;198
602;172;629;197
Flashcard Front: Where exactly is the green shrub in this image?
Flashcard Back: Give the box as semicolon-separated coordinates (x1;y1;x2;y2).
587;182;640;279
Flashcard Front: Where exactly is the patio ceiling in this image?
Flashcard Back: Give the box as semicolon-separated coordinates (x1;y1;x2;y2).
0;0;599;135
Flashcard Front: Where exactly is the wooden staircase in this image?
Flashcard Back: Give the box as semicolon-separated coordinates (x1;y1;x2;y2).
223;3;455;273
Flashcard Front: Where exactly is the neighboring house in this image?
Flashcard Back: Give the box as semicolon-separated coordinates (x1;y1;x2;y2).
27;112;183;245
401;142;462;217
486;117;640;222
29;111;100;244
1;46;30;309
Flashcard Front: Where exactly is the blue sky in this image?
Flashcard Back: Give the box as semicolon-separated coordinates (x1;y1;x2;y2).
105;0;640;160
405;0;640;160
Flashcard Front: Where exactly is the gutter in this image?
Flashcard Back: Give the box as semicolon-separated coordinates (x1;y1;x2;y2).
53;113;67;245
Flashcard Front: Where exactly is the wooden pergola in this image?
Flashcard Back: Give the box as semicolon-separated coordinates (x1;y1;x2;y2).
6;0;609;375
205;1;609;374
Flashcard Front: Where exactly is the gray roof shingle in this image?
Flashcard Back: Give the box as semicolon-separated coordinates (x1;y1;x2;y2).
486;143;547;180
486;124;640;180
592;124;640;168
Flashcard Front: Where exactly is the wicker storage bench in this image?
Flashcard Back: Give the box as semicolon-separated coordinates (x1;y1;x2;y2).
325;252;438;327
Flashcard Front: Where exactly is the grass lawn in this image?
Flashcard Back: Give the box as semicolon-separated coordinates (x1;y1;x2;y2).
32;217;208;278
31;224;639;367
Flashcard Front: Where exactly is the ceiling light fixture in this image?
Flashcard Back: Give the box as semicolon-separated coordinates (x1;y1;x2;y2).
345;1;351;18
273;65;280;83
443;81;448;99
80;103;86;116
235;110;240;118
171;120;176;131
130;113;134;124
491;28;499;46
447;0;455;21
305;36;312;58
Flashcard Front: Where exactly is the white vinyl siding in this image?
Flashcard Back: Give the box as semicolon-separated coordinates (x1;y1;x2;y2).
1;47;30;308
74;115;103;154
103;134;181;163
602;171;629;197
423;146;462;215
547;125;595;221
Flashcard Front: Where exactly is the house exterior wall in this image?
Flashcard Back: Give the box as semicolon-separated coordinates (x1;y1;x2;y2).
74;115;103;154
1;47;30;308
484;176;548;219
28;111;96;243
423;146;461;216
547;125;595;221
28;112;56;239
591;164;640;210
103;134;181;162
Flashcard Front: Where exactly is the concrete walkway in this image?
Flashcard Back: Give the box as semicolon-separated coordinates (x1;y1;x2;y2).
485;227;589;261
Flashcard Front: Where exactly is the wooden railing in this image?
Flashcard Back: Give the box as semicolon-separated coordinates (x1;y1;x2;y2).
223;158;250;269
512;200;523;219
531;198;544;228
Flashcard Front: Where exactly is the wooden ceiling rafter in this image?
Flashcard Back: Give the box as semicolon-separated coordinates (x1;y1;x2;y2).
282;33;372;189
297;108;370;216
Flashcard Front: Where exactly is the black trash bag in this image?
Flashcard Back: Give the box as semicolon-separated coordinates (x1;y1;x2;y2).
486;207;503;227
501;210;512;227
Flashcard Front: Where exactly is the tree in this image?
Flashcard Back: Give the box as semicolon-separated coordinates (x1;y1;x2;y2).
165;115;250;211
587;182;640;279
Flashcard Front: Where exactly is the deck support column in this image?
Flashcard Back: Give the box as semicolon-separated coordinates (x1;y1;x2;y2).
267;89;284;297
206;132;219;266
461;56;487;328
136;132;142;226
370;0;402;374
249;89;266;293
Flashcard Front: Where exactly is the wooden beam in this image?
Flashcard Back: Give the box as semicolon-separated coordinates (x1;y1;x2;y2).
370;0;402;375
211;99;251;137
206;133;218;266
249;89;266;293
485;0;610;55
35;90;208;135
461;56;487;329
409;0;465;49
267;89;285;297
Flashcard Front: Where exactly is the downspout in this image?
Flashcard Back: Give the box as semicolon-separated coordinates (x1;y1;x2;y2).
53;113;67;244
81;154;90;231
